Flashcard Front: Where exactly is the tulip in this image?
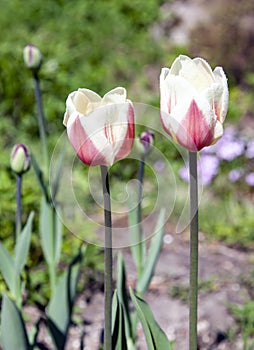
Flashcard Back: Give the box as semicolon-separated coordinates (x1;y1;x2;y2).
23;44;43;71
63;87;135;166
10;144;30;175
160;55;229;151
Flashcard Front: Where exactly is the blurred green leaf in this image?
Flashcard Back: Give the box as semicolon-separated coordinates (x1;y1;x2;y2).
130;288;170;350
14;211;34;275
112;291;128;350
116;252;133;342
0;243;15;295
1;293;31;350
47;247;84;348
128;203;145;275
136;209;165;295
51;144;66;201
39;197;62;266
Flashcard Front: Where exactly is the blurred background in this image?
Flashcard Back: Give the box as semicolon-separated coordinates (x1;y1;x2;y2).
1;0;254;347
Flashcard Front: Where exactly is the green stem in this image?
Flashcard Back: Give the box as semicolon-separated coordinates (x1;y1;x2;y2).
137;157;145;278
189;151;199;350
15;174;22;242
100;166;113;350
33;71;48;170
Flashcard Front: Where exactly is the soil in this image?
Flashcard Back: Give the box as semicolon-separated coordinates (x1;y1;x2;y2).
24;221;254;350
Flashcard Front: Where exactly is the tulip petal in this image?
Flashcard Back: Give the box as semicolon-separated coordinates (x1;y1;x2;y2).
102;87;127;104
67;113;106;166
160;74;195;115
78;88;102;103
170;55;215;93
175;100;214;151
114;103;135;161
78;102;133;166
213;67;229;122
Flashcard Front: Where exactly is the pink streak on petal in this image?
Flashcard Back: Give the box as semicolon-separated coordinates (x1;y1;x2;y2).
213;102;221;122
115;103;135;161
68;115;106;166
178;100;214;151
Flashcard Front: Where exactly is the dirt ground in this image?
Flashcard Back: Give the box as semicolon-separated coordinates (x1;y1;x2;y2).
61;224;252;350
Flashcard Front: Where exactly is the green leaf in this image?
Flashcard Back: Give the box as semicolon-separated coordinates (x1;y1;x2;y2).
128;205;145;274
0;243;15;295
51;143;66;201
39;198;62;266
116;252;132;340
1;293;31;350
112;291;128;350
47;247;84;348
136;209;165;295
14;211;34;275
130;288;170;350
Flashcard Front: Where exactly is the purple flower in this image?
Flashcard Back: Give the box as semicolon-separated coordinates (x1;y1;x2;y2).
199;155;220;185
228;169;243;182
216;136;245;161
179;155;220;186
245;173;254;186
179;165;189;183
246;140;254;159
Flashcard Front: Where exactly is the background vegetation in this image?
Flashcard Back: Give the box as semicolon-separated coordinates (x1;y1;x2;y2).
1;0;254;328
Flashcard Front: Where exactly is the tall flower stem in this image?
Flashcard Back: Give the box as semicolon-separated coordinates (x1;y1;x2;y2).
33;71;48;170
137;156;145;278
100;165;113;350
15;174;22;242
189;151;199;350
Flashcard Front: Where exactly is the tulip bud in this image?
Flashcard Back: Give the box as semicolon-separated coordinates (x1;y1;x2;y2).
160;55;229;151
136;131;154;157
10;144;30;175
23;44;43;71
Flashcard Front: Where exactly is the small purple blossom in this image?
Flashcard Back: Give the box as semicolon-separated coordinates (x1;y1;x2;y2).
179;155;220;186
216;136;245;161
245;140;254;159
199;155;220;185
228;169;243;182
245;173;254;186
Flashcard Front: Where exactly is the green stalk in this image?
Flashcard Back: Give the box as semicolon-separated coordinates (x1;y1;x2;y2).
137;156;145;278
100;165;113;350
33;71;48;170
15;174;22;242
189;151;199;350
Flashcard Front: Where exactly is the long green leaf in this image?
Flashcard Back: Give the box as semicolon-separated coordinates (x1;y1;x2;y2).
54;207;62;265
14;211;34;275
128;205;144;273
1;293;31;350
112;291;128;350
116;252;132;340
0;243;15;295
39;197;54;266
130;288;170;350
51;144;66;201
47;247;84;348
39;198;62;266
136;209;165;295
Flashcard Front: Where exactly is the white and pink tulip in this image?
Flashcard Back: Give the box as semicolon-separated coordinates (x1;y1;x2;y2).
63;87;135;166
160;55;229;151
